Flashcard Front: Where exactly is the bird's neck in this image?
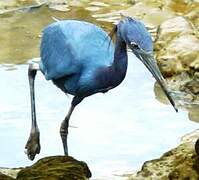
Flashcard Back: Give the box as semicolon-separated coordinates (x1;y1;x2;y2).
111;35;128;86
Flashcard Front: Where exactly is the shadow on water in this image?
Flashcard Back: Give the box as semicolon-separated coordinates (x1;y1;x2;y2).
0;2;199;179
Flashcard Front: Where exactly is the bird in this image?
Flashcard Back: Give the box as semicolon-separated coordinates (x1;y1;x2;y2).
25;16;178;160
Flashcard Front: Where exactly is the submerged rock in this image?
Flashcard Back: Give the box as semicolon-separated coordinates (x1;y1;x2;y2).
129;130;199;180
16;156;91;180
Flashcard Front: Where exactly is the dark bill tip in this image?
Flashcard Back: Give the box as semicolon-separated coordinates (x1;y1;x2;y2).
132;48;178;112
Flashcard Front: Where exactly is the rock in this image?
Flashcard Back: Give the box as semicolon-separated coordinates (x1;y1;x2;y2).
0;168;21;179
123;0;174;27
155;16;199;77
16;156;91;180
0;0;45;14
168;0;199;16
153;15;199;109
185;9;199;39
156;16;193;44
48;4;70;12
0;156;91;180
181;80;199;95
0;172;15;180
129;130;199;180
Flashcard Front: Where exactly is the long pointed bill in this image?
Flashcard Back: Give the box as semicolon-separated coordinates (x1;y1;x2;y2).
133;49;178;112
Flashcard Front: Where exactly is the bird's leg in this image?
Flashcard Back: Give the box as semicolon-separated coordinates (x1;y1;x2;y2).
60;105;74;156
60;96;83;156
25;63;41;160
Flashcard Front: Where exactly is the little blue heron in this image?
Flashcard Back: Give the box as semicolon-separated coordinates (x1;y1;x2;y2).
25;17;178;160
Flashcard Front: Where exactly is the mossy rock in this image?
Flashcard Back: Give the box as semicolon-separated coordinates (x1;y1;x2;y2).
16;156;91;180
129;141;199;179
0;172;14;180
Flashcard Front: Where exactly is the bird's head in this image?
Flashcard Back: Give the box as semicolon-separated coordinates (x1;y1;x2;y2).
117;16;153;53
113;17;178;112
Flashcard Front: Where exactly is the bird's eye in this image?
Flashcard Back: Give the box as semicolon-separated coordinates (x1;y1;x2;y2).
130;42;139;49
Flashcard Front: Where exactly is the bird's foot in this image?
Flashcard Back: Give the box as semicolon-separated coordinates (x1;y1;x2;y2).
25;130;40;160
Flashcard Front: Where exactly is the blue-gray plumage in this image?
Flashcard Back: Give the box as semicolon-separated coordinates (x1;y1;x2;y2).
25;17;177;160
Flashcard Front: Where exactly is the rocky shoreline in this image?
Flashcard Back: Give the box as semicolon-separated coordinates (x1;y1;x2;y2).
1;130;199;179
0;0;198;179
129;129;199;179
0;156;91;180
2;0;197;106
126;1;199;178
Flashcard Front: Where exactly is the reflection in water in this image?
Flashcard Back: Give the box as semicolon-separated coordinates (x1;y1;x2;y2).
0;53;198;179
154;82;172;106
0;1;131;64
154;83;199;123
0;6;111;64
0;1;199;179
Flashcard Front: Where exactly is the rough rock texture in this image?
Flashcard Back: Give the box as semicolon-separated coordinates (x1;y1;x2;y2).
0;1;199;179
129;130;199;180
125;0;199;79
0;0;131;13
16;156;91;180
0;168;21;179
0;172;15;180
0;156;91;180
125;0;199;109
154;14;199;110
155;16;199;77
0;0;69;13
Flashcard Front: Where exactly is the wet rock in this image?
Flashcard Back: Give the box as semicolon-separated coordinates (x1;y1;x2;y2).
48;0;70;11
0;168;21;179
0;172;15;180
181;79;199;95
155;16;199;77
16;156;91;180
0;0;45;14
156;16;193;44
0;156;91;180
0;0;42;9
153;14;199;110
48;3;70;12
129;130;199;180
124;0;174;27
168;0;199;16
185;9;199;39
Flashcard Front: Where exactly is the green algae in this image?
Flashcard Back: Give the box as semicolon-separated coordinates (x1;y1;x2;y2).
16;156;91;180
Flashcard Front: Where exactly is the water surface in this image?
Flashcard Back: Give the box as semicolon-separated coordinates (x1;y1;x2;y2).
0;1;131;64
0;54;198;179
0;2;198;180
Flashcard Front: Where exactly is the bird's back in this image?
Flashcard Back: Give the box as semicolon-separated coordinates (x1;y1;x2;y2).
40;20;114;81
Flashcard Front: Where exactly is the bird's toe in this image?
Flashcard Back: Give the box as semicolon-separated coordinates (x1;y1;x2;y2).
25;132;41;160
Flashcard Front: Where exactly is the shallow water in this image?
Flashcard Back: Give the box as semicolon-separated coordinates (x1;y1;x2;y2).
0;54;198;179
0;1;131;64
0;1;199;180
